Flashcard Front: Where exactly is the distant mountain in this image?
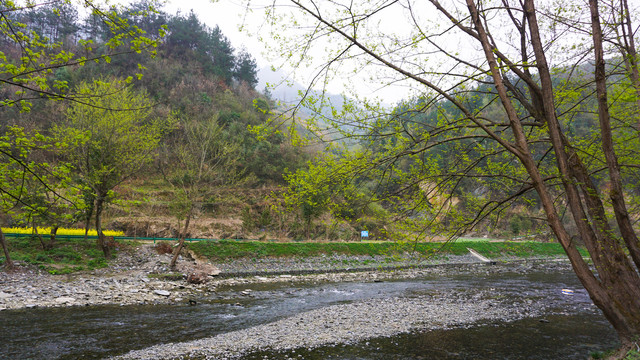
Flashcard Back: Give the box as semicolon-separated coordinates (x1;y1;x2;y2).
257;66;306;104
257;66;347;113
258;67;373;143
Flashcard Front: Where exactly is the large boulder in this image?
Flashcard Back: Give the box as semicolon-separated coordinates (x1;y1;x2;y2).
186;263;221;284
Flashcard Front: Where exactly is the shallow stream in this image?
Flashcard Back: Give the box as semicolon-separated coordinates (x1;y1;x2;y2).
0;266;618;359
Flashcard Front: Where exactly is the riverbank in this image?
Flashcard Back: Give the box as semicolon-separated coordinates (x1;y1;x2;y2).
0;241;571;311
1;246;609;360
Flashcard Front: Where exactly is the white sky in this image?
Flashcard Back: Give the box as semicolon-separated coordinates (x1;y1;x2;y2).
165;0;264;62
163;0;414;104
162;0;640;105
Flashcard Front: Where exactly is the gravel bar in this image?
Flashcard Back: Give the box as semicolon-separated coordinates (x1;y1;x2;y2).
111;291;546;360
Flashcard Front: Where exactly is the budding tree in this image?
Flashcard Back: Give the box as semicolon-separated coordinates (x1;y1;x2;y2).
250;0;640;350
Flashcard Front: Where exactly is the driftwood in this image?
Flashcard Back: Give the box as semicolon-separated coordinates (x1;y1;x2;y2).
467;248;496;265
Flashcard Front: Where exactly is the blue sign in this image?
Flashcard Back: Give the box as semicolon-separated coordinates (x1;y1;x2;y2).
361;231;369;238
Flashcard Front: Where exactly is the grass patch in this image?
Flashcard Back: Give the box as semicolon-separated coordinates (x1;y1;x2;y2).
1;236;581;274
2;235;118;274
189;239;576;261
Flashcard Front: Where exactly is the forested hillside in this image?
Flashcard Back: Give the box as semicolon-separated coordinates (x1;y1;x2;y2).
0;0;315;251
282;64;639;243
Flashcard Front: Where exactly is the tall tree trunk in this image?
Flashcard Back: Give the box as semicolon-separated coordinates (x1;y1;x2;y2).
95;195;111;259
0;228;13;271
523;0;640;347
170;212;191;269
593;0;640;270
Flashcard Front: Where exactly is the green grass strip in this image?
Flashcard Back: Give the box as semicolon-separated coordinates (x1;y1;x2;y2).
188;240;575;261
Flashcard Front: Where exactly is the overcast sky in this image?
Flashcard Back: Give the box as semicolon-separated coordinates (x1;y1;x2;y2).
164;0;412;104
165;0;265;63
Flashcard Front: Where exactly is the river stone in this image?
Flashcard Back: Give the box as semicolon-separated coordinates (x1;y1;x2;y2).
187;272;208;284
0;291;13;299
55;297;76;304
154;290;171;297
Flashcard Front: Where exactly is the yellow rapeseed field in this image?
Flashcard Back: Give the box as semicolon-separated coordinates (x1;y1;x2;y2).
2;227;124;237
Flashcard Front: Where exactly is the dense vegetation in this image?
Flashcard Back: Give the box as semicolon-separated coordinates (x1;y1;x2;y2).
0;0;316;263
282;67;639;243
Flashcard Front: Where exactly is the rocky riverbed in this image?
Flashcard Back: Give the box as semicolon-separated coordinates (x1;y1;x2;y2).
0;242;569;311
110;260;585;360
112;294;550;360
0;245;595;359
1;244;599;360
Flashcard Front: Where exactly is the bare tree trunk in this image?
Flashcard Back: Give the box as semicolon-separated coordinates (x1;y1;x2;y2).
170;212;191;269
83;198;94;241
95;195;111;259
523;0;640;346
618;0;640;135
0;228;13;271
33;221;47;251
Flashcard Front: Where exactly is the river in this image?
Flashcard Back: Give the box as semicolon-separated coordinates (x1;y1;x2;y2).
0;265;618;359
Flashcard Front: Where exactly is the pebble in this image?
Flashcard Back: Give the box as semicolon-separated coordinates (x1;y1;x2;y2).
153;290;171;297
54;297;76;304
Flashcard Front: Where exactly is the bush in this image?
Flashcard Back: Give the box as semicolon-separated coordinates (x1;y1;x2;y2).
509;214;533;236
87;258;107;269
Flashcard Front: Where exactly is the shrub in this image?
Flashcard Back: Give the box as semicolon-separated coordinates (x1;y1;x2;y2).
87;258;107;269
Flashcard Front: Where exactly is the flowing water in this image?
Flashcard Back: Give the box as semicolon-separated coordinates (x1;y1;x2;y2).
0;266;618;359
245;314;615;360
